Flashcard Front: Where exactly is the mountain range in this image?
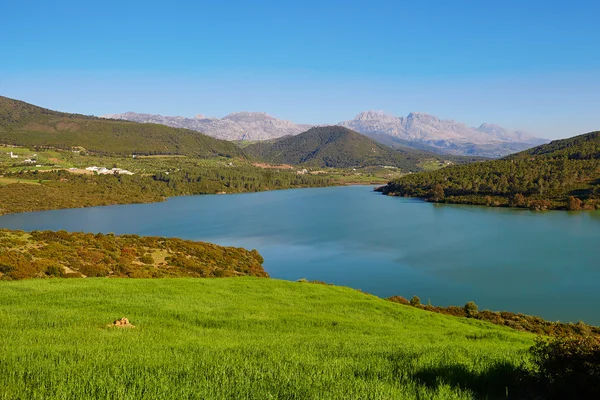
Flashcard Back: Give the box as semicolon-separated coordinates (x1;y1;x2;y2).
102;111;312;141
104;110;548;158
339;111;548;158
1;96;482;172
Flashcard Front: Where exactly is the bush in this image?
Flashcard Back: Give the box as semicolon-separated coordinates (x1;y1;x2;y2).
410;295;421;307
139;254;154;264
464;301;478;318
45;265;64;277
387;296;409;305
530;334;600;399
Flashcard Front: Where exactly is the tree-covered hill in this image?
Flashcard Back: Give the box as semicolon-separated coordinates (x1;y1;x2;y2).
244;126;478;171
0;96;243;157
379;131;600;210
506;131;600;160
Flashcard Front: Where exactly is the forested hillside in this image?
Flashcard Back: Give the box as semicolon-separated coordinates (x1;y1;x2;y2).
0;165;334;216
379;131;600;210
245;126;479;171
0;96;243;157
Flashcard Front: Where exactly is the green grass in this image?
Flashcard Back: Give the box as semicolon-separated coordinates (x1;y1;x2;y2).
0;278;534;399
0;177;42;185
418;159;454;172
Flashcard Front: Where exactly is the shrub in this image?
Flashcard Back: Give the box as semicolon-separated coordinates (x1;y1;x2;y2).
139;254;154;264
529;334;600;399
410;295;421;307
387;296;409;305
464;301;479;318
45;265;64;277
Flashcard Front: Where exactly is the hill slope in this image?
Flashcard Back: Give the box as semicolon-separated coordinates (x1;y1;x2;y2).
379;131;600;210
244;126;477;171
0;96;243;157
0;278;532;399
0;229;267;279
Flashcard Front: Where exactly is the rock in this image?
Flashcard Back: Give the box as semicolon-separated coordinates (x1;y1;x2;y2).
110;317;135;328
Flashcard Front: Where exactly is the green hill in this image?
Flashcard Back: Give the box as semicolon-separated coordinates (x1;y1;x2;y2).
506;130;600;160
0;96;243;157
379;131;600;210
245;126;477;171
0;277;533;399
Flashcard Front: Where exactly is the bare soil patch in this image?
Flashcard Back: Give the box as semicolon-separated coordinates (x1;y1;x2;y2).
109;317;135;328
252;162;294;169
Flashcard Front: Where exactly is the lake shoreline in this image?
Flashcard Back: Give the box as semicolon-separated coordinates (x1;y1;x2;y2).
1;186;598;325
0;180;379;217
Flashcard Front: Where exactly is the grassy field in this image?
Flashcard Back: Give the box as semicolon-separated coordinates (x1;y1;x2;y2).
0;177;42;185
0;278;534;399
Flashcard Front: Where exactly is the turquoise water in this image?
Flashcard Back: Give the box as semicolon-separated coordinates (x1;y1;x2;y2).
1;185;599;324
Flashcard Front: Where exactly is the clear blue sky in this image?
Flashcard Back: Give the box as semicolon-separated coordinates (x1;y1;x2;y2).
1;0;599;139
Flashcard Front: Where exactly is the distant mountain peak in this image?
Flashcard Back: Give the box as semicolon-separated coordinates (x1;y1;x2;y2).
102;107;548;158
102;110;311;141
223;111;275;122
339;111;548;158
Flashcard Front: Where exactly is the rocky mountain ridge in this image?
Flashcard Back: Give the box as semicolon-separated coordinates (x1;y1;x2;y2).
338;111;548;158
103;110;548;157
103;111;312;141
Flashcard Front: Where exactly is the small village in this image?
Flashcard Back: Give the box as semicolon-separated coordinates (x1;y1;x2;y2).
5;150;134;176
84;166;134;175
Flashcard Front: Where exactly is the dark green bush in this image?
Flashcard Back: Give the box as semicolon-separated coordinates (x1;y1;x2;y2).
530;334;600;399
410;295;421;307
464;301;478;318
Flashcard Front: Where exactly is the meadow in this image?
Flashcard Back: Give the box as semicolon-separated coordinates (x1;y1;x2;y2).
0;278;534;399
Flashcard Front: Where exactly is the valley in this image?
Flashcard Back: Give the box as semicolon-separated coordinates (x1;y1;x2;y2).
4;3;599;398
0;96;598;400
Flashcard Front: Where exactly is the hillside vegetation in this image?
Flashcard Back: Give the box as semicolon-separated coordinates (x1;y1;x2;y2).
0;154;336;215
0;96;243;157
0;278;534;399
379;131;600;210
0;229;267;280
244;126;478;171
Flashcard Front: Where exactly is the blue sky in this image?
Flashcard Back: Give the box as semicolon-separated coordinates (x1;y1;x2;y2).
1;0;599;139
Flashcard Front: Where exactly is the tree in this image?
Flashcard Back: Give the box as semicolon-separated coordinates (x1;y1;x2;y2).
511;193;526;207
430;184;445;202
567;196;582;211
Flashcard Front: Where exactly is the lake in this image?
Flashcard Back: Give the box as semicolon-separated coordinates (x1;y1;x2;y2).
1;185;599;324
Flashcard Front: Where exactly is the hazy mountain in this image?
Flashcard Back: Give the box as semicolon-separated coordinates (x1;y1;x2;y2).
104;109;547;158
338;111;548;158
102;111;312;141
0;96;243;158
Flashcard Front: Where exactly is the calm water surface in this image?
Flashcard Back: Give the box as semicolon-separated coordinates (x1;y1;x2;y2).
1;186;599;324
